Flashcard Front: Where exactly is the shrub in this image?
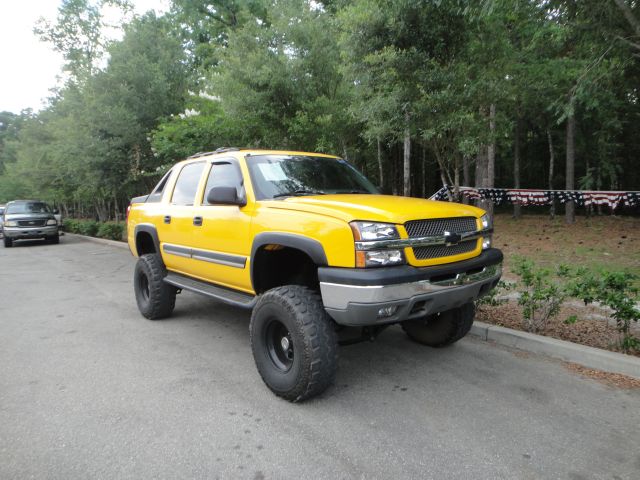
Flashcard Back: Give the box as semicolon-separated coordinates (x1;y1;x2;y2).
566;268;640;353
476;280;512;310
78;220;100;237
96;222;125;241
63;219;80;233
511;257;569;333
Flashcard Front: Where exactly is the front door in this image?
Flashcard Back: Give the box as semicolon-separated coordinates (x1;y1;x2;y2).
189;159;253;293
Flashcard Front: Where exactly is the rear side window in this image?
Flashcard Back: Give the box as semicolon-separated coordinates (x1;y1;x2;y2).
147;169;173;203
171;162;205;205
203;160;244;205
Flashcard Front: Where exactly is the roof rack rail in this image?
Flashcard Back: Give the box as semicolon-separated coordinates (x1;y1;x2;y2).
187;147;241;159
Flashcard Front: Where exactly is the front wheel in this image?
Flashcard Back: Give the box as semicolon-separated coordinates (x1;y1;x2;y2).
250;286;338;402
3;237;13;248
46;234;59;244
134;254;176;320
401;303;475;347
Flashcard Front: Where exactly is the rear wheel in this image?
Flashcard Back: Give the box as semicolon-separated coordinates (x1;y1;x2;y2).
3;237;13;248
250;286;338;402
134;254;176;320
401;303;475;347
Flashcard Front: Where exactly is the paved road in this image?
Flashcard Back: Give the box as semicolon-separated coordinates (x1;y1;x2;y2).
1;236;639;480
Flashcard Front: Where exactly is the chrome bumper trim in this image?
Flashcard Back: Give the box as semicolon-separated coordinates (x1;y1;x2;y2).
319;264;501;326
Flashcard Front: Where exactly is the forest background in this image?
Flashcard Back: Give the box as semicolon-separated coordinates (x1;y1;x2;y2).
0;0;639;224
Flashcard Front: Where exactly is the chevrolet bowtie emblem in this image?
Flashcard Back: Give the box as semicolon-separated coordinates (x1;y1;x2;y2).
444;231;462;245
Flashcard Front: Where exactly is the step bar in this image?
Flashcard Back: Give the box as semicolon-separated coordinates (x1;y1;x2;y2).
164;273;257;309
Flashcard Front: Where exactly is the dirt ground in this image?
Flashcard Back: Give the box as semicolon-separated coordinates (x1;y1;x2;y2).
478;213;640;357
493;213;640;279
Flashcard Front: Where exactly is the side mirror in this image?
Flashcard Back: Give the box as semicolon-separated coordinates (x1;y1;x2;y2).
53;208;60;214
206;186;246;206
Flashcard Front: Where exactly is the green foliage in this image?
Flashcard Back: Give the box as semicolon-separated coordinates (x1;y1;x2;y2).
96;222;125;241
566;268;640;353
62;219;80;233
78;220;100;237
64;219;124;241
511;257;569;333
507;257;640;352
476;280;512;309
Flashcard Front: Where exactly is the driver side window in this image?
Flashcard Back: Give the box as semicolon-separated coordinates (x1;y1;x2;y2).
203;160;245;205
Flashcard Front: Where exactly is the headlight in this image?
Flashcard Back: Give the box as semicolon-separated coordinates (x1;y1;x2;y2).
46;219;58;226
4;220;17;227
480;214;492;230
350;221;399;241
351;221;405;267
357;249;405;268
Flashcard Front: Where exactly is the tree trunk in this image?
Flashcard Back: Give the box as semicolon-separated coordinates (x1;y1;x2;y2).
114;193;119;223
377;137;384;190
487;103;496;189
565;111;576;224
513;119;521;219
475;146;487;190
453;156;460;201
613;0;640;37
547;129;555;218
462;155;470;204
422;142;427;198
403;111;411;197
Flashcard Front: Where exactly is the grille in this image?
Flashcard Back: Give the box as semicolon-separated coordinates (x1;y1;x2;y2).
413;240;477;260
17;219;47;227
404;217;477;238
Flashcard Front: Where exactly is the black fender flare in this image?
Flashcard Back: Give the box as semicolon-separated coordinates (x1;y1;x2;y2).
133;223;161;256
250;232;328;289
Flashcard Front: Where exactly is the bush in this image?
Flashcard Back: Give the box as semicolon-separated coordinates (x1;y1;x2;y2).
62;219;124;241
566;268;640;353
96;222;125;241
511;257;569;333
476;280;512;310
78;220;100;237
63;219;80;233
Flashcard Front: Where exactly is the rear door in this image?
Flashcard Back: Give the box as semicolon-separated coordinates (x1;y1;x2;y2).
157;161;206;277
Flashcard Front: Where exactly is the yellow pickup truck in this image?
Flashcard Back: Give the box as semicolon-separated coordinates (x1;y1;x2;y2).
127;148;502;401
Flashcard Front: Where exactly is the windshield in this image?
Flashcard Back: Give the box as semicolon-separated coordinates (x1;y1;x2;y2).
246;155;379;200
6;202;51;215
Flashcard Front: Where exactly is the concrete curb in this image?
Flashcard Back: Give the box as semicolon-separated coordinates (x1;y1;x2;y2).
65;232;129;250
470;321;640;379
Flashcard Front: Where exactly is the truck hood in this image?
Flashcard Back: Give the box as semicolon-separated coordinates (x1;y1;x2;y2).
4;213;55;221
262;194;485;224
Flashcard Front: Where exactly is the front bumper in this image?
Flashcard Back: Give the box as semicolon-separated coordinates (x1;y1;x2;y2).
318;248;503;326
3;225;59;240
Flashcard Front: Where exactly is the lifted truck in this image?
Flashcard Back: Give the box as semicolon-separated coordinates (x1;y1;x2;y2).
127;148;502;402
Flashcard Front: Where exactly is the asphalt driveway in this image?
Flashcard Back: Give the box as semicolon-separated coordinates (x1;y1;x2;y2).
1;236;639;479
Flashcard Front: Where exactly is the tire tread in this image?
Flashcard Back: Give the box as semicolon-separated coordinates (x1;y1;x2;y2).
134;254;176;320
250;286;338;402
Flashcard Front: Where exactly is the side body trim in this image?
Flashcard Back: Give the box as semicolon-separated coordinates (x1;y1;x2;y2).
162;242;247;269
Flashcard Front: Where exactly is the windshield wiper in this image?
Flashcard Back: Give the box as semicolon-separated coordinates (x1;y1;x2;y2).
335;189;371;194
272;190;326;198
